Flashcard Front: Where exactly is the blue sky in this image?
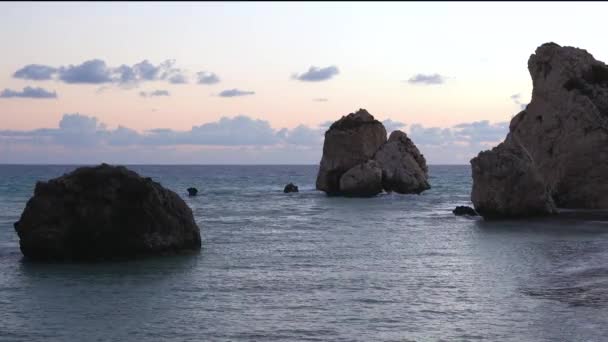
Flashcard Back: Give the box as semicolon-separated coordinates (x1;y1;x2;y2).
1;2;607;164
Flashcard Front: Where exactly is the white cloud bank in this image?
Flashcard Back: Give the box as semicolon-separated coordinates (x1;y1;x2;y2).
0;114;508;164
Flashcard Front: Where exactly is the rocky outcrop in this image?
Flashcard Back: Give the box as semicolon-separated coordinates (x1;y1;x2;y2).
316;108;429;197
187;187;198;196
339;160;383;197
14;164;202;261
316;109;387;195
471;137;557;219
453;206;478;216
374;131;430;194
471;42;608;218
283;183;299;193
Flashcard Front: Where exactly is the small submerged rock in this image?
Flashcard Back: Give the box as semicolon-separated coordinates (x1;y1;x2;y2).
283;183;299;193
14;163;202;261
452;206;478;216
187;187;198;196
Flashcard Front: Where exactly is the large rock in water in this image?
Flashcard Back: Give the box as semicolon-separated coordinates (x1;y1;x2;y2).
374;130;430;194
339;160;383;197
316;109;387;195
471;42;608;218
14;164;202;261
471;136;557;219
316;108;430;196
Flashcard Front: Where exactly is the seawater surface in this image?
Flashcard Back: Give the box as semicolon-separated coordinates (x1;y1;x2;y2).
0;165;607;342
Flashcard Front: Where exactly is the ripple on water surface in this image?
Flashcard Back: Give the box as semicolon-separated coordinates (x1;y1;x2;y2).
0;165;607;341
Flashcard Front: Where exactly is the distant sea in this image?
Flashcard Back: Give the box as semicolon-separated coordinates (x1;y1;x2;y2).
1;165;607;341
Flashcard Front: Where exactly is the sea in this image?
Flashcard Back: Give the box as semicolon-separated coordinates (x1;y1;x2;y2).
0;165;607;342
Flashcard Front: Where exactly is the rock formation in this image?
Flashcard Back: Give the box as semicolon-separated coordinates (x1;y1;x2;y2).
339;160;383;197
471;42;608;218
374;131;430;194
283;183;299;193
187;187;198;196
14;164;202;261
316;109;387;195
316;109;430;196
472;137;557;219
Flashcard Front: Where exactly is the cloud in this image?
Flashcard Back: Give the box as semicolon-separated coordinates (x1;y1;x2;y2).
277;124;325;145
167;73;188;84
0;114;104;145
180;116;280;145
406;120;508;164
13;64;58;80
139;90;170;98
452;120;509;143
218;89;255;97
104;126;141;146
12;59;192;86
382;119;406;132
0;114;321;149
293;65;339;82
319;121;334;131
54;114;105;146
133;60;170;81
197;71;220;85
58;59;114;84
407;73;446;85
0;86;57;99
409;124;454;145
0;113;507;164
114;65;136;85
510;93;528;110
408;120;507;146
118;59;188;85
115;59;179;85
313;98;328;102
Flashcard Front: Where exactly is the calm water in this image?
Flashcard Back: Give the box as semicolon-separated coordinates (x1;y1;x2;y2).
0;165;607;342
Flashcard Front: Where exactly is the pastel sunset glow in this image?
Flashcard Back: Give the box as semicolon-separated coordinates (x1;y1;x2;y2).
2;2;607;164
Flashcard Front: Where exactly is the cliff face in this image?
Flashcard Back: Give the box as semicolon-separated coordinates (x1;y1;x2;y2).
471;42;608;218
471;135;557;219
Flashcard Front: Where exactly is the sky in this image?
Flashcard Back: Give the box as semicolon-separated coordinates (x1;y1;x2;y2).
1;1;607;164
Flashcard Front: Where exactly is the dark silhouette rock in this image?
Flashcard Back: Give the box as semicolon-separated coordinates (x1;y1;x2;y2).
452;205;478;216
283;183;299;193
472;42;608;219
13;163;202;261
187;187;198;196
316;109;430;197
